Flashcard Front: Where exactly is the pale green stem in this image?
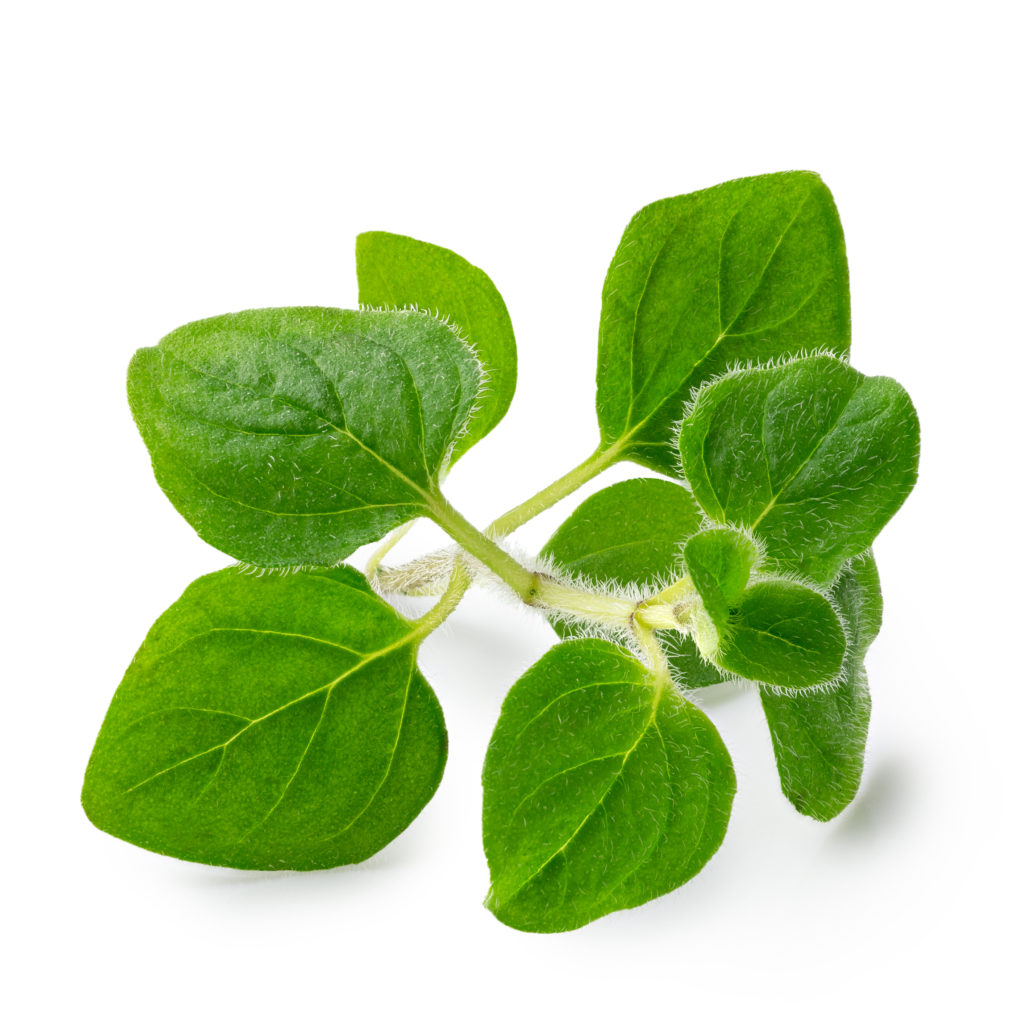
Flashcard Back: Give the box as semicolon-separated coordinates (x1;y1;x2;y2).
487;441;623;537
411;559;473;638
428;494;539;602
634;622;672;685
364;519;417;581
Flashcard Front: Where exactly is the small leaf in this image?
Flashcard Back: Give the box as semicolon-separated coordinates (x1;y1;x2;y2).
129;307;482;567
682;527;759;627
761;553;882;820
82;566;446;870
683;528;846;689
678;353;919;583
482;639;734;932
357;231;516;463
540;478;722;688
721;580;846;689
596;171;849;474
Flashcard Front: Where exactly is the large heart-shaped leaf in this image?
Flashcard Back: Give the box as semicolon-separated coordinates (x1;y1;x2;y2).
129;306;482;567
482;639;734;932
82;565;446;869
596;171;849;473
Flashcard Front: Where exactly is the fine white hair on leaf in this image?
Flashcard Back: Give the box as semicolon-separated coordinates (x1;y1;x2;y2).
231;560;333;578
669;346;848;462
358;303;490;471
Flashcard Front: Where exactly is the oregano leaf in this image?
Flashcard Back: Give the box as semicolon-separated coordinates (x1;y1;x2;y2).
356;231;516;464
81;565;446;869
678;352;920;584
482;639;735;932
682;527;759;627
540;478;723;688
129;307;482;567
760;552;882;820
596;171;849;474
717;579;846;690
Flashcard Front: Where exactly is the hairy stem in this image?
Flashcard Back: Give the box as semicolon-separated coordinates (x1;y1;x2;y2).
411;559;473;638
428;494;539;601
487;441;623;537
365;519;417;581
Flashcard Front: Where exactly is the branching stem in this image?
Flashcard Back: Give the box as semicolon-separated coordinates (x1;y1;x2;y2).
487;441;623;537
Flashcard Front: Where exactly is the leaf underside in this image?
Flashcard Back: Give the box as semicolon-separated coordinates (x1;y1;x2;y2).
596;171;850;474
82;566;446;870
356;231;517;464
761;553;882;819
129;306;482;567
482;640;734;932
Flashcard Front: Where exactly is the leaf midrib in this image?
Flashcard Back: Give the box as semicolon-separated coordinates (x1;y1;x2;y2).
497;691;665;906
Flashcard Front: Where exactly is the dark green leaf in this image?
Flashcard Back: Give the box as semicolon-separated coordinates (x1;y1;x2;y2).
357;231;516;463
82;566;446;870
761;553;882;820
682;527;846;688
482;639;734;932
129;307;482;567
596;171;849;474
540;478;722;688
718;580;847;690
678;353;919;583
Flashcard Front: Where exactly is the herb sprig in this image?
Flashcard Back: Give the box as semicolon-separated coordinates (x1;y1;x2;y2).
83;171;919;932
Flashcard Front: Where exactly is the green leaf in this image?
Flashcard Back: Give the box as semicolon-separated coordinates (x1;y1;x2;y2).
683;529;846;689
760;552;882;820
357;231;516;464
482;639;735;932
682;527;759;627
129;306;482;567
717;579;846;690
596;171;849;474
678;353;920;583
82;565;446;870
540;478;723;688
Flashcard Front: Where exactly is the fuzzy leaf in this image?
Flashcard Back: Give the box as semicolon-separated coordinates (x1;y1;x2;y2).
596;171;849;474
718;580;846;690
129;307;482;567
682;528;759;627
82;566;446;870
540;478;723;688
357;231;516;464
482;639;734;932
678;353;919;583
761;553;882;820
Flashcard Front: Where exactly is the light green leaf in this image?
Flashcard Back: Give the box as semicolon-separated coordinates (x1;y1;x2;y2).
129;306;482;567
82;566;446;870
678;353;919;583
357;231;516;463
482;639;734;932
596;171;849;474
540;478;723;688
761;552;882;820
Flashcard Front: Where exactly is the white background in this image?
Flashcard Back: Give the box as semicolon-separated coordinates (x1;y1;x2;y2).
4;1;1020;1020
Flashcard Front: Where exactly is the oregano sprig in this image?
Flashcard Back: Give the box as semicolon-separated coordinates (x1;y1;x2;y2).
84;171;919;933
